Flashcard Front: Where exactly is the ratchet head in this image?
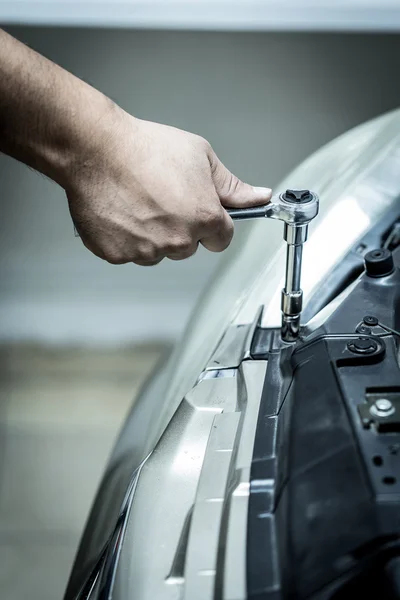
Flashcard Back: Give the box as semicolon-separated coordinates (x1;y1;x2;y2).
266;189;319;226
226;189;319;227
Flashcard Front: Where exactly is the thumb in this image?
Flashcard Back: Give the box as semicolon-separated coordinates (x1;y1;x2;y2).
208;148;272;208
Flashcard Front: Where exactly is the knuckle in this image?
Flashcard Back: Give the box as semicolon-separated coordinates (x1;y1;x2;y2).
171;235;193;252
170;245;198;260
136;242;161;264
200;207;224;231
218;225;234;252
165;234;197;260
101;247;127;265
134;257;163;267
195;135;211;152
104;253;126;265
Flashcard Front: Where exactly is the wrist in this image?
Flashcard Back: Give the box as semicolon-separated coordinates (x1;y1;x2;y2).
45;90;122;191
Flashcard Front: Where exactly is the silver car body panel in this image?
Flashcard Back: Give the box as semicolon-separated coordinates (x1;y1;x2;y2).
113;360;267;600
64;109;400;600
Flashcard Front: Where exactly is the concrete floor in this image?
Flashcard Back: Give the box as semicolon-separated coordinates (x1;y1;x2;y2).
0;343;165;600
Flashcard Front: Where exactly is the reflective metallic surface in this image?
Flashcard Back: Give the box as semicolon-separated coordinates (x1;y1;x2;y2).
281;222;305;341
284;240;302;291
112;359;267;600
227;189;319;226
64;109;400;600
204;306;263;372
226;204;270;220
229;191;320;342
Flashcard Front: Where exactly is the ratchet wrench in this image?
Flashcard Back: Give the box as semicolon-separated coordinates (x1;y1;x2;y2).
226;189;319;342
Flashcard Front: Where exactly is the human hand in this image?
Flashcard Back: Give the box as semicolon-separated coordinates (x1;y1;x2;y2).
0;29;271;265
67;109;272;265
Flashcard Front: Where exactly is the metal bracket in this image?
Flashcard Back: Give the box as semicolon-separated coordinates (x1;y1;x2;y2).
358;391;400;432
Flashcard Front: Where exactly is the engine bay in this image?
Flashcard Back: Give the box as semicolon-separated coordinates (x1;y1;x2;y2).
248;204;400;599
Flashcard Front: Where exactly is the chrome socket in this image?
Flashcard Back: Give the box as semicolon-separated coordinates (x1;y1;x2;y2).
226;189;319;342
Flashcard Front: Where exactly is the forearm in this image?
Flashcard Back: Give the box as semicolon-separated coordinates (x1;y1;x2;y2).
0;29;271;266
0;28;116;188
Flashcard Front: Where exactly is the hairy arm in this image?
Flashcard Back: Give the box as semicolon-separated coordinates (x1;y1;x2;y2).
0;28;114;185
0;29;272;265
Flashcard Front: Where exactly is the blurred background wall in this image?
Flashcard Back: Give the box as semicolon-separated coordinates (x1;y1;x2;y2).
1;27;400;345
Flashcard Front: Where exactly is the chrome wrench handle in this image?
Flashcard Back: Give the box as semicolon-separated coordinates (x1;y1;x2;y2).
226;189;319;225
226;189;320;342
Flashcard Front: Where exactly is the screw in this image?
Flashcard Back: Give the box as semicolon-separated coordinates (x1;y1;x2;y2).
375;399;393;412
356;324;372;335
363;315;378;327
370;398;395;418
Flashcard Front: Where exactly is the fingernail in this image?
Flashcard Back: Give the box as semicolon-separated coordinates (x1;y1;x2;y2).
253;186;272;198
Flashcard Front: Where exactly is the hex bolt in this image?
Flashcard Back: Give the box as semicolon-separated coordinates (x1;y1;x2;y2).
375;399;393;412
356;324;372;335
363;315;379;327
370;398;395;418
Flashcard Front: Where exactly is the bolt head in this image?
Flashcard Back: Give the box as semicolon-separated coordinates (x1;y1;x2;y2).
347;337;378;355
375;398;393;412
356;324;371;335
283;189;312;203
363;315;378;327
369;397;395;419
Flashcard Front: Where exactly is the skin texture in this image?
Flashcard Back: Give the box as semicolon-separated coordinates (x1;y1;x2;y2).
0;28;272;265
